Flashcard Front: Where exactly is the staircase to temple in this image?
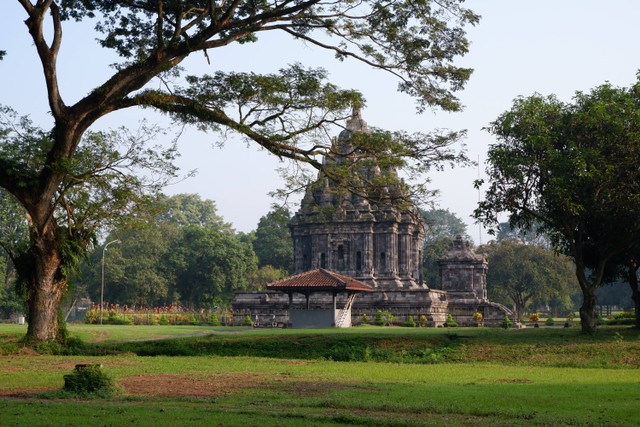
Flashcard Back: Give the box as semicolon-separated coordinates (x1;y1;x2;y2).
335;293;357;327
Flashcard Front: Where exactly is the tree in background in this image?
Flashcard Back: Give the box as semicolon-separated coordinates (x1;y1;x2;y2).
0;252;23;319
155;194;232;231
253;207;294;274
0;189;28;318
6;1;478;343
421;208;469;288
475;79;640;333
422;209;468;243
250;265;290;291
482;240;576;322
167;225;257;307
78;194;256;308
592;248;640;328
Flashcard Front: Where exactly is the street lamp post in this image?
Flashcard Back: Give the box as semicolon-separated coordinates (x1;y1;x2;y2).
100;239;120;325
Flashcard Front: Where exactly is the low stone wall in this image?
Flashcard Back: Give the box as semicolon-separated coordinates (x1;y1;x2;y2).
231;289;511;328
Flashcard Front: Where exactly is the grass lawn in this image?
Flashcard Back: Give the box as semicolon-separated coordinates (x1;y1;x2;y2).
1;324;639;426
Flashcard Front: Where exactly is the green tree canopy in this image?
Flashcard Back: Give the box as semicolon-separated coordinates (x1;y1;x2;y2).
420;208;469;288
154;194;232;231
7;0;478;343
79;193;256;308
422;208;469;244
168;225;257;307
253;206;293;273
482;240;576;322
475;77;640;333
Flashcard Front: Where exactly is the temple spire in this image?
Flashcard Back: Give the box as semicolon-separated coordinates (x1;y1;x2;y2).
345;107;369;133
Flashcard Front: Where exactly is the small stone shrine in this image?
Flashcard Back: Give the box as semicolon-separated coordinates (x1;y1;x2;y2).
232;110;510;327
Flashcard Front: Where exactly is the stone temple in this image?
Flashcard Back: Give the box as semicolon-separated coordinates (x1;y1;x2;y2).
232;110;510;327
290;109;424;290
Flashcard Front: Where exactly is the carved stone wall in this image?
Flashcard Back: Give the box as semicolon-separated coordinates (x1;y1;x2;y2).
289;110;424;289
437;235;488;301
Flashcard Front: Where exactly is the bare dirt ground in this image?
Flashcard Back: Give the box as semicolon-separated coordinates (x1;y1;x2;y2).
119;372;271;397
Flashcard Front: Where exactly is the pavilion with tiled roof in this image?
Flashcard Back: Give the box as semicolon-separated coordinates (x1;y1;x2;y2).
267;269;373;328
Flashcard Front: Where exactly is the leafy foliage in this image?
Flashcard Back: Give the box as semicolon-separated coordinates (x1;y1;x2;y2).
482;240;576;322
444;314;458;327
500;316;512;329
421;208;469;288
496;221;550;249
0;106;181;289
62;364;117;397
78;194;256;308
404;316;417;327
242;315;254;327
253;206;294;273
250;265;290;291
0;189;27;318
422;208;469;244
475;78;640;333
169;225;258;306
56;0;478;112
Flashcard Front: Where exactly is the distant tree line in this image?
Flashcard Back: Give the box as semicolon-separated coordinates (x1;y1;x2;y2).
0;197;631;320
0;191;293;314
74;194;294;310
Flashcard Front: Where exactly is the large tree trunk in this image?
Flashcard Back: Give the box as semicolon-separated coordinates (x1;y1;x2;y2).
627;263;640;329
24;220;66;344
632;285;640;329
574;250;599;334
578;286;598;334
26;274;66;343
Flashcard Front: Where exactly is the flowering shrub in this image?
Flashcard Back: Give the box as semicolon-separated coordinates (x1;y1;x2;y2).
84;303;230;326
529;313;540;324
419;314;428;327
473;311;483;326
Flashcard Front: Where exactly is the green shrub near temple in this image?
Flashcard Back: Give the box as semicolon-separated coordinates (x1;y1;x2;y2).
404;316;417;327
444;314;458;328
374;311;385;326
501;316;513;329
209;314;221;326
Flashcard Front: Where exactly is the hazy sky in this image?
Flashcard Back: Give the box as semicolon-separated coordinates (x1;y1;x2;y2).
2;1;640;243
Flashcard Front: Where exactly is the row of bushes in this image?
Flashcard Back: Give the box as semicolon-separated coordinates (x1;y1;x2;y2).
360;311;480;328
605;311;636;325
85;308;227;326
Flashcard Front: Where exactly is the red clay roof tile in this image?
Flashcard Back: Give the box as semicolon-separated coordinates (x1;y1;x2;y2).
267;269;373;292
